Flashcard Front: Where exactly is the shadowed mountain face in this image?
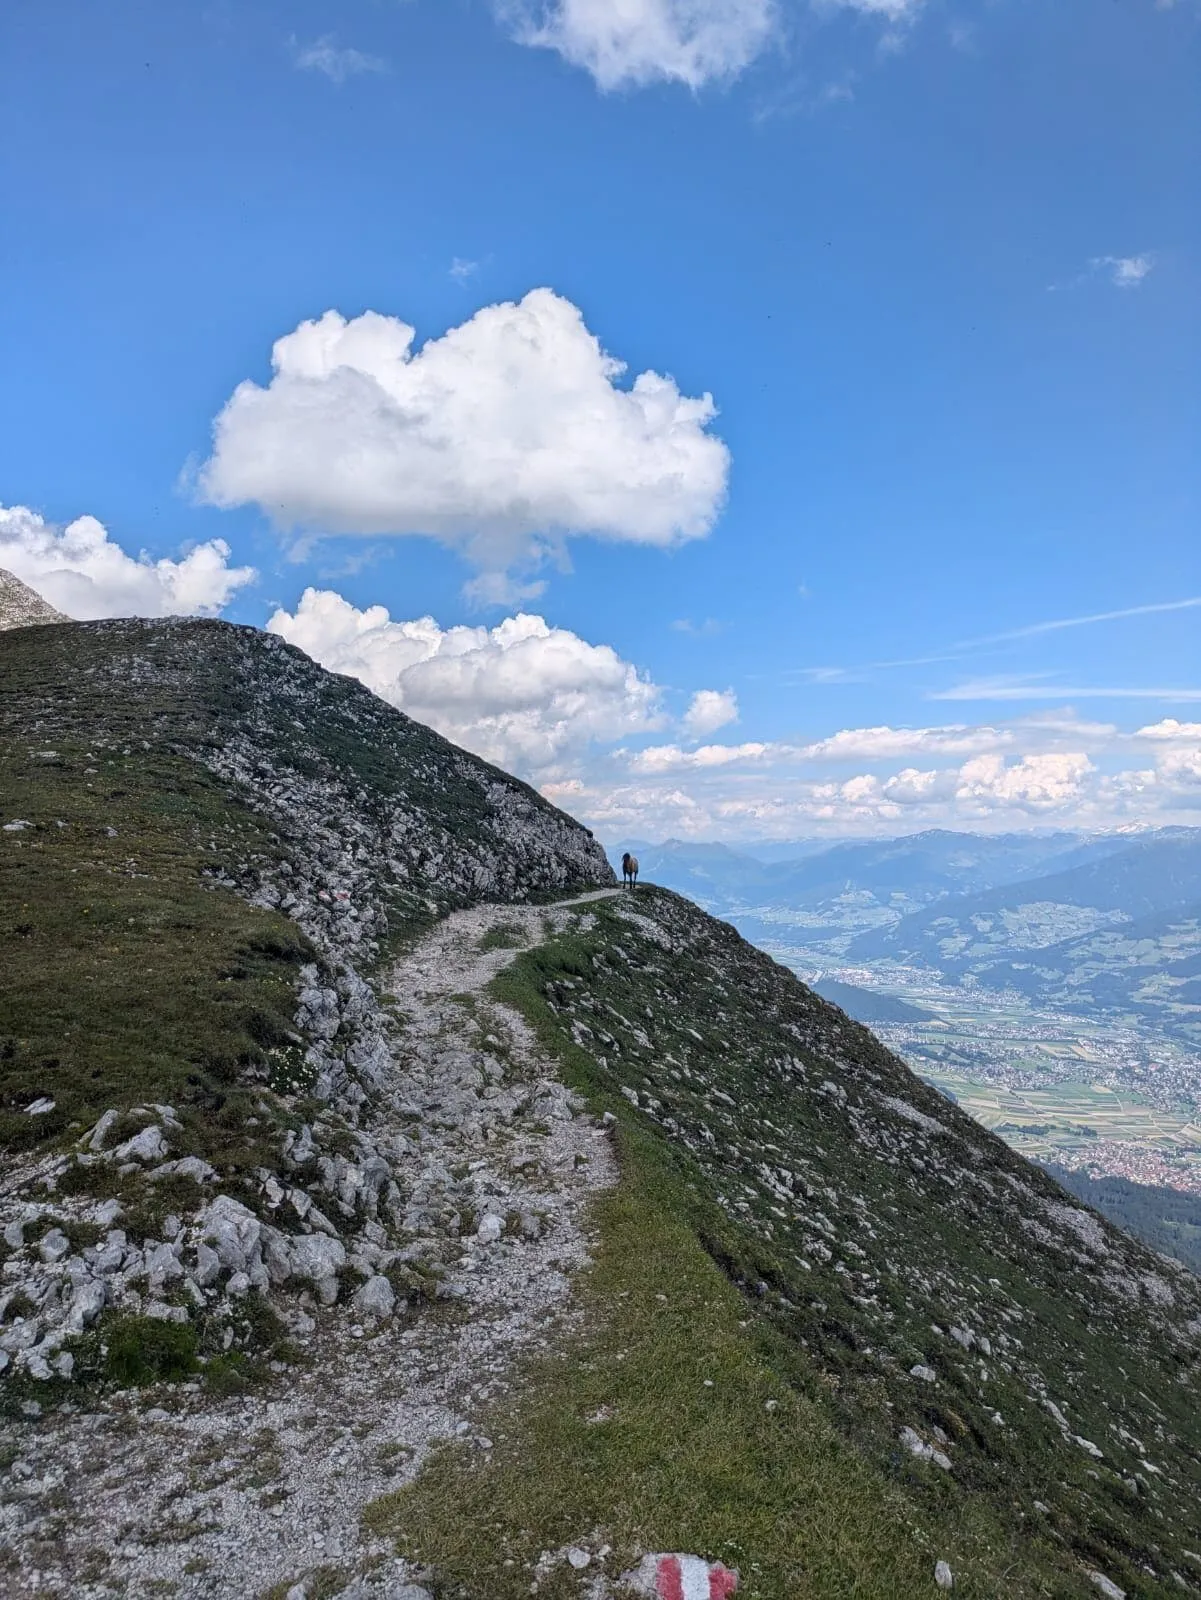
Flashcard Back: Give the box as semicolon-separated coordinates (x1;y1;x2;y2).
810;977;936;1024
0;568;66;631
3;620;1201;1599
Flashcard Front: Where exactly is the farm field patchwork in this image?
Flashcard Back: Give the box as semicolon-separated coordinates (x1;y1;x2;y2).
760;937;1201;1200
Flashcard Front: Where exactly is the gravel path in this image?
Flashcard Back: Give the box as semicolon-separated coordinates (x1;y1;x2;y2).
1;894;621;1599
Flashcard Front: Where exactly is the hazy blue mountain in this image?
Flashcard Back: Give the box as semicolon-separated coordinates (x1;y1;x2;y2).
613;829;1120;920
849;830;1201;966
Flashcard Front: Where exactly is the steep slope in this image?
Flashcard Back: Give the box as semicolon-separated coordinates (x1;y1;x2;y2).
0;568;66;630
377;890;1201;1599
0;618;611;1394
3;622;1201;1600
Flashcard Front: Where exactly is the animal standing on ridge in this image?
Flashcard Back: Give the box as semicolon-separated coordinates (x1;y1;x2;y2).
622;852;639;890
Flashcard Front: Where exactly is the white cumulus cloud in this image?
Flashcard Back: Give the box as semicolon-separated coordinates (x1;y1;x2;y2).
1135;723;1201;786
629;740;770;772
1159;748;1201;785
266;587;665;776
500;0;777;90
0;503;256;620
1135;718;1201;742
683;687;739;736
198;289;729;597
954;752;1093;812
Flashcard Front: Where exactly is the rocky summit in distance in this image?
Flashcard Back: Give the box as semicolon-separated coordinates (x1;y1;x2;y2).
1;614;1200;1600
0;567;67;630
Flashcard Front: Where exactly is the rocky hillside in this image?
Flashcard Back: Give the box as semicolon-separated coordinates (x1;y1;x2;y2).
0;618;610;1380
0;567;66;630
2;615;1200;1600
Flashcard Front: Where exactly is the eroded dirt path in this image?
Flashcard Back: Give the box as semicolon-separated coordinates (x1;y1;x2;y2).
1;894;620;1599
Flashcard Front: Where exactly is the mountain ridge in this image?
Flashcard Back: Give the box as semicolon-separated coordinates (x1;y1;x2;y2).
2;618;1200;1599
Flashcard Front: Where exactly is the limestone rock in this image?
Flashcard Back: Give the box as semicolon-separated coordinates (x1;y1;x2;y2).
351;1275;396;1319
0;568;65;630
38;1228;70;1264
113;1124;168;1164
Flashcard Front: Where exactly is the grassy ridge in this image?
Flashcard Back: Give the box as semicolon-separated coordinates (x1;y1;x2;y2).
369;917;1064;1599
370;895;1201;1598
368;1119;968;1599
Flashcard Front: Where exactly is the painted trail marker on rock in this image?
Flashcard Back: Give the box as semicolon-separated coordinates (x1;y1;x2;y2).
623;1553;739;1599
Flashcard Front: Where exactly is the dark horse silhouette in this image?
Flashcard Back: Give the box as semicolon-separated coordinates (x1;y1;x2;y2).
621;852;639;889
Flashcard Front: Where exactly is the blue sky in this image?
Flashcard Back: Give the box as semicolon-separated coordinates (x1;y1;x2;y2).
1;0;1198;840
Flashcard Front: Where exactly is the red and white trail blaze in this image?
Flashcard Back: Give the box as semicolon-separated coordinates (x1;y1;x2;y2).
654;1554;739;1599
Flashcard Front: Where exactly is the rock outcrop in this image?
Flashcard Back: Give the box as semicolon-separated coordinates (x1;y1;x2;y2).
0;568;65;631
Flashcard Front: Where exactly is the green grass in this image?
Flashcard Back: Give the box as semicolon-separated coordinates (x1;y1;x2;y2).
369;895;1201;1598
369;1121;983;1599
98;1315;200;1386
477;920;526;953
366;929;1063;1599
0;735;315;1178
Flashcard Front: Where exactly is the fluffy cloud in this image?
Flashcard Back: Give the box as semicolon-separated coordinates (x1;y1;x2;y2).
625;720;1013;774
0;503;256;620
591;733;1131;841
500;0;777;90
630;740;770;772
1159;748;1201;785
683;687;739;736
1134;724;1201;787
199;289;729;595
954;752;1093;811
1135;718;1201;742
267;587;664;776
809;752;1094;821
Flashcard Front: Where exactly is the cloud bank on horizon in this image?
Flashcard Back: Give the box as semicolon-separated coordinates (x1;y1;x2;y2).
4;500;1198;841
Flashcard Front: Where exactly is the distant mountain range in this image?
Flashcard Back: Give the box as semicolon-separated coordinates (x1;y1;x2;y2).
848;830;1201;1042
615;828;1140;922
616;826;1201;1043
